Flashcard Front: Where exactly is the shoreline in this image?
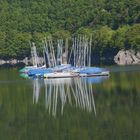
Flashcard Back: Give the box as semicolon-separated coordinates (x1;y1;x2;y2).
0;57;44;67
1;49;140;66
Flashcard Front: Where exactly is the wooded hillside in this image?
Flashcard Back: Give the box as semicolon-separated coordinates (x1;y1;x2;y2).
0;0;139;59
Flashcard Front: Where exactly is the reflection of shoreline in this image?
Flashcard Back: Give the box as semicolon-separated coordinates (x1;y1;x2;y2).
32;76;109;116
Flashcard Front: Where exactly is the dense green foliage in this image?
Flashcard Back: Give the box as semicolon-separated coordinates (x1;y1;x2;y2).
0;0;139;59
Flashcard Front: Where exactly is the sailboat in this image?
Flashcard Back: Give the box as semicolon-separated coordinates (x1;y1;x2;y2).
43;36;109;78
20;36;109;79
19;42;45;73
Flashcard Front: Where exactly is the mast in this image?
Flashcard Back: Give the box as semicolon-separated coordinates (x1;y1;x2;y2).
31;42;38;67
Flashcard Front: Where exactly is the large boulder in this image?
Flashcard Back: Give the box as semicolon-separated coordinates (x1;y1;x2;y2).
114;49;140;65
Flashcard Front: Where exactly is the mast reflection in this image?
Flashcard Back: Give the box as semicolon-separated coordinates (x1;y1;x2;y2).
32;76;109;116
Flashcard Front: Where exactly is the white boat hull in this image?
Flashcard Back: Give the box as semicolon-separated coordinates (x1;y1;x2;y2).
44;72;79;79
79;71;109;77
44;71;109;79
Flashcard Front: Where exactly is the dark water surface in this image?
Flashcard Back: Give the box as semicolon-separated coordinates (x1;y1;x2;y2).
0;65;140;140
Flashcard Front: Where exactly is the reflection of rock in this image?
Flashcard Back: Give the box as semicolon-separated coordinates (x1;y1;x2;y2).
114;49;140;65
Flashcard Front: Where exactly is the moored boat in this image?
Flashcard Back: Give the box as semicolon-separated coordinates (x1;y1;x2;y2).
44;72;79;79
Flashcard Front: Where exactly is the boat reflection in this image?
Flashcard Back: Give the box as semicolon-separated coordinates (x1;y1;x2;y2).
32;76;109;116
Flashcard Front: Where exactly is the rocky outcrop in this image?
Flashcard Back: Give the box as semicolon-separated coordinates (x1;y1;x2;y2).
0;59;25;66
114;49;140;65
0;59;6;65
0;57;44;66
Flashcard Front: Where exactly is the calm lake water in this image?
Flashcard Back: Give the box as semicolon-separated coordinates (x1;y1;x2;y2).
0;65;140;140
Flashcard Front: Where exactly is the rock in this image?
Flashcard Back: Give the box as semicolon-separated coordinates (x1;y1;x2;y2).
10;59;17;64
22;57;29;65
114;49;140;65
0;59;6;65
136;52;140;59
125;50;133;64
0;56;45;66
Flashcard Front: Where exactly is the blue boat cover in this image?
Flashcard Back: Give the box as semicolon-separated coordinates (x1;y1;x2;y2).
28;68;53;76
79;67;105;74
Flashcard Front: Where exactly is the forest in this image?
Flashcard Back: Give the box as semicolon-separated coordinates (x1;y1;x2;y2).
0;0;139;60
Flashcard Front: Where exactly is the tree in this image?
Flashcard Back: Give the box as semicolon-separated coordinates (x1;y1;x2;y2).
52;29;71;39
113;25;130;49
125;24;140;50
0;0;139;59
92;26;114;51
12;32;32;59
0;32;6;59
75;27;93;37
